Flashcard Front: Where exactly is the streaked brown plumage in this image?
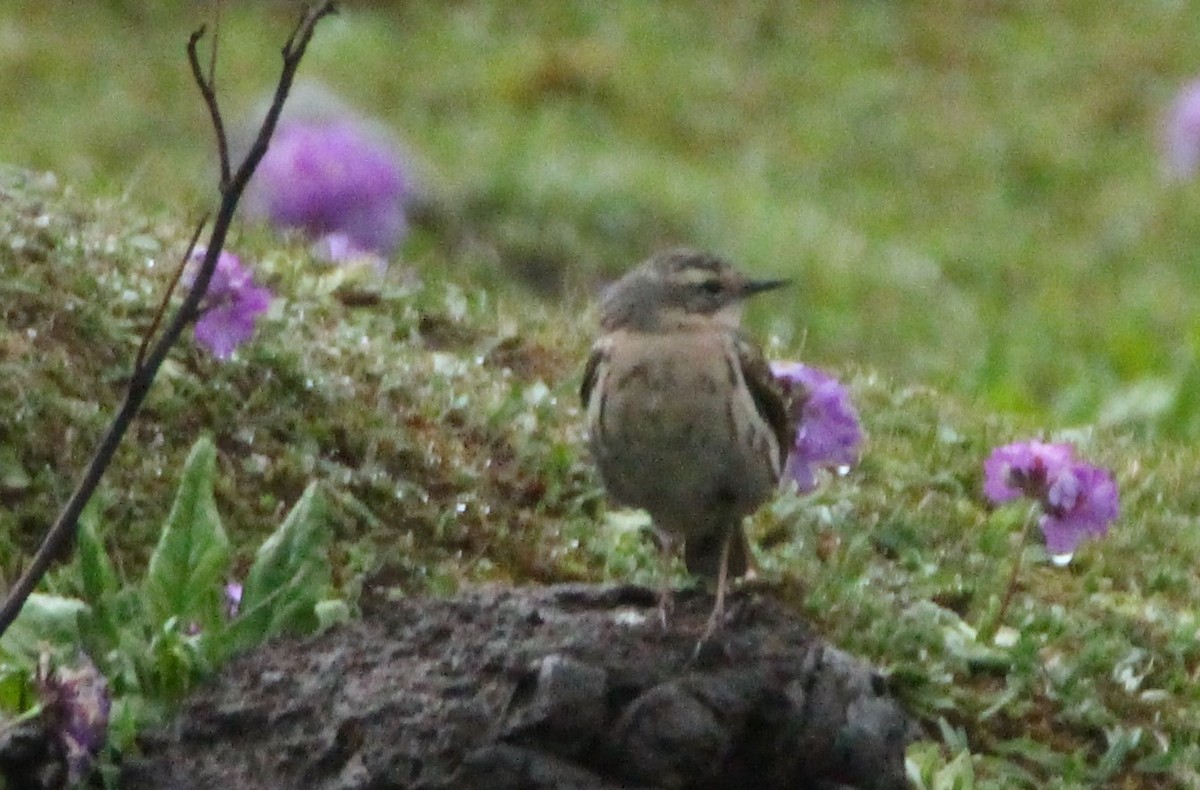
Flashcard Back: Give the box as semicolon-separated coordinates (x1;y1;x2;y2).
581;248;791;639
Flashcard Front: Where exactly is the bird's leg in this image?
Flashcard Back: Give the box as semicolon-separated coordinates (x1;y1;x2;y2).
656;531;676;630
698;529;733;644
742;531;759;582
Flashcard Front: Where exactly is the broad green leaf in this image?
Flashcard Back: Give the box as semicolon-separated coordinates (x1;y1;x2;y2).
78;501;119;605
224;483;331;654
0;593;89;664
143;437;230;631
76;502;124;656
0;662;33;712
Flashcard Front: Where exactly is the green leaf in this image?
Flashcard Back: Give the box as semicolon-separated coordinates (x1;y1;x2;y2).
143;436;230;631
78;501;119;605
0;662;33;713
141;618;211;701
0;593;89;664
224;483;331;655
75;501;125;658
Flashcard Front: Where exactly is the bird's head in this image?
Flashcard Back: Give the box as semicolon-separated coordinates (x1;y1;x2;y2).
600;248;788;331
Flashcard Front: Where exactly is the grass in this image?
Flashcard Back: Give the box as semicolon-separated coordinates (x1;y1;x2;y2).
6;1;1200;425
4;1;1200;786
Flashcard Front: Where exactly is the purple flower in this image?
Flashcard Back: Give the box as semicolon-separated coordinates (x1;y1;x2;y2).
1040;463;1119;555
246;117;410;258
983;441;1119;556
770;362;864;492
982;440;1075;504
184;248;272;359
225;581;243;619
1163;79;1200;180
37;657;111;783
186;582;244;634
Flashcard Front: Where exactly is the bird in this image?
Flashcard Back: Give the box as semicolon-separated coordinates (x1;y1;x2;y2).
580;248;792;643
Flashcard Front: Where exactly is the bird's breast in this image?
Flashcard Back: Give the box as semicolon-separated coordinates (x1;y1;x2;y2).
586;328;779;529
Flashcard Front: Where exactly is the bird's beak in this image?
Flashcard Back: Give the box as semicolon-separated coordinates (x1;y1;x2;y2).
742;277;790;297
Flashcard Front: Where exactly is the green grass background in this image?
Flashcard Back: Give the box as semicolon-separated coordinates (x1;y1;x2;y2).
5;1;1200;786
6;0;1200;428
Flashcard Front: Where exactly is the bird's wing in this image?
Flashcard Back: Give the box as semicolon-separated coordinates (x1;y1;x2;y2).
734;332;793;467
580;338;608;408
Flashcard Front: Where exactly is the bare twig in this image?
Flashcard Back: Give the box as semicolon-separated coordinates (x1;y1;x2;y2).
135;216;209;374
188;27;231;191
0;1;339;638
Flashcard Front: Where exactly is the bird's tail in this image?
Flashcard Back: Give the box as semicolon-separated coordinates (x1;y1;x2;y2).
684;523;749;580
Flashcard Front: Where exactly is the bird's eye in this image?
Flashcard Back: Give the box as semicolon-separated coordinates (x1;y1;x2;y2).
699;279;722;296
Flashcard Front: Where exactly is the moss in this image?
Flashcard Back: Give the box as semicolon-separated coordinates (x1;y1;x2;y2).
0;165;601;593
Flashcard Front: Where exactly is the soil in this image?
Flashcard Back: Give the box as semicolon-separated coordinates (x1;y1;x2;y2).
4;584;919;789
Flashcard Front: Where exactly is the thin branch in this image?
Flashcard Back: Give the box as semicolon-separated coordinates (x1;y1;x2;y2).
228;2;336;201
187;27;231;191
208;0;222;87
135;216;209;374
0;1;338;639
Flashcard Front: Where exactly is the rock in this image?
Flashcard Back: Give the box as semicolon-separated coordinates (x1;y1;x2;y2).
0;718;65;790
119;584;917;789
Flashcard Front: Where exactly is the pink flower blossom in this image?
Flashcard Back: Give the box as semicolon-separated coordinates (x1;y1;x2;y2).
983;441;1119;555
770;362;863;492
225;581;243;618
247;117;411;259
38;656;111;784
184;248;272;359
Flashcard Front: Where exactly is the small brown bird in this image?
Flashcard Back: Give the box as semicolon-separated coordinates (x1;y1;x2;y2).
580;248;791;641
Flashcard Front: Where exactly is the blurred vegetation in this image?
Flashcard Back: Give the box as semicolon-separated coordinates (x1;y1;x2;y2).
4;1;1200;786
5;1;1200;426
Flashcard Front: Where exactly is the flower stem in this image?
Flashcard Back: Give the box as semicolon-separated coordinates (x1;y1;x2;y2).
980;507;1036;643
